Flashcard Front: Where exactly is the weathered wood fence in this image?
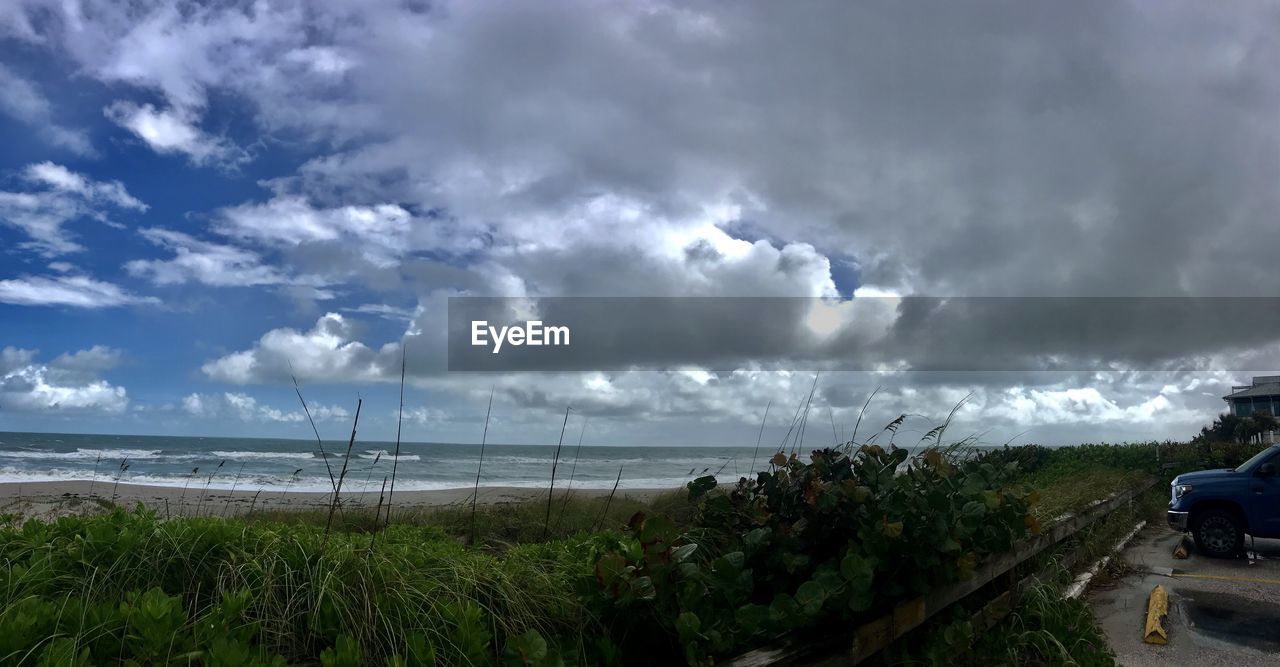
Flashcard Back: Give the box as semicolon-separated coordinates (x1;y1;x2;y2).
723;478;1158;666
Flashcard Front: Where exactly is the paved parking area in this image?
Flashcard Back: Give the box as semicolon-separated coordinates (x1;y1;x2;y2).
1087;524;1280;666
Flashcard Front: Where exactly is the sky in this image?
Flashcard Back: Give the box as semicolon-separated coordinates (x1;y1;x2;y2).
1;0;1279;447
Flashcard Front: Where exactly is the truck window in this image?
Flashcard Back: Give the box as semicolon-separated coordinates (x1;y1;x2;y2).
1235;447;1278;473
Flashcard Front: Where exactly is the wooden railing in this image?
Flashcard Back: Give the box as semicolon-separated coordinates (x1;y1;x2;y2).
722;478;1157;666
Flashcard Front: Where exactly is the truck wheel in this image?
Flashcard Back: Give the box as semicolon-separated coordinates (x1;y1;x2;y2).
1192;509;1244;558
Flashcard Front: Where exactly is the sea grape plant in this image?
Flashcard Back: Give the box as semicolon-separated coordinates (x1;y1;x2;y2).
590;444;1039;665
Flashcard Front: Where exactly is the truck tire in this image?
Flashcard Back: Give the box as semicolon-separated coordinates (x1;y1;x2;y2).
1192;509;1244;558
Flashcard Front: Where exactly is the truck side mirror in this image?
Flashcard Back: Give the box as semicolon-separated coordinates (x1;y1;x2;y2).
1260;462;1277;477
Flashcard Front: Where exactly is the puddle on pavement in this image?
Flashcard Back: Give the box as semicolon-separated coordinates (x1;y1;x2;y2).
1179;591;1280;653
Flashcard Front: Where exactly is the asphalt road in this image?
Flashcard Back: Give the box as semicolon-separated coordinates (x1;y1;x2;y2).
1087;524;1280;666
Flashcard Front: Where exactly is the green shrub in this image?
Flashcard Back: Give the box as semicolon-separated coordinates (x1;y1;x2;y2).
589;445;1038;665
995;440;1271;486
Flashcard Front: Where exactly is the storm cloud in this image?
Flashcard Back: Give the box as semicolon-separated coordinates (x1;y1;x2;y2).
3;0;1278;442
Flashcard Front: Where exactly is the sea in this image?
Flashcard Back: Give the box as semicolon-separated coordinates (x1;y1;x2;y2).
0;432;766;492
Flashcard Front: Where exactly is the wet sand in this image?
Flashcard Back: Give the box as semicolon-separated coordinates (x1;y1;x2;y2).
0;480;672;520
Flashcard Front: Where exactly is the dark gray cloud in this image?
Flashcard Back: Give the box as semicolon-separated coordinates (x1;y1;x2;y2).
6;0;1279;442
287;0;1280;299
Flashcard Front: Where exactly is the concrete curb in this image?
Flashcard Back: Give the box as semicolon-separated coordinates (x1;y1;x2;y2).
1065;519;1147;599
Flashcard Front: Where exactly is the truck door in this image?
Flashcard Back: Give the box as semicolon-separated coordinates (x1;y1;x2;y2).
1248;453;1280;538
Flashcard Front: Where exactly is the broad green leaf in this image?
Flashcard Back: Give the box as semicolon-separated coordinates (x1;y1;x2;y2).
594;553;627;585
840;552;875;586
638;515;676;545
504;630;548;667
769;594;799;623
795;580;826;615
687;475;717;499
672;543;698;563
744;527;771;551
735;604;770;634
675;612;702;642
629;576;656;600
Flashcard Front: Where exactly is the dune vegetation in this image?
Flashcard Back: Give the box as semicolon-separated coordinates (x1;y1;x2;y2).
0;436;1263;666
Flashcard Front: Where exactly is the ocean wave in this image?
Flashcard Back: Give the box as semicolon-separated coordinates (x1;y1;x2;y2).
476;477;690;490
210;451;318;461
0;465;688;493
0;448;165;461
481;455;735;467
0;466;327;491
358;450;421;461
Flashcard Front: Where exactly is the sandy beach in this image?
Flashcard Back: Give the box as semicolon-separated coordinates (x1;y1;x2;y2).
0;480;673;521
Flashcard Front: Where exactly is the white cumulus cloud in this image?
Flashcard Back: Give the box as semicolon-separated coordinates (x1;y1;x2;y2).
201;313;389;384
0;274;158;308
0;162;146;256
0;64;94;155
181;391;348;423
104;101;246;167
126;228;290;287
216;196;415;269
0;346;130;414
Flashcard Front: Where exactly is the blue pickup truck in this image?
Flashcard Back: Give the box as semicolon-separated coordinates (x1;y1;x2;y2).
1168;444;1280;557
